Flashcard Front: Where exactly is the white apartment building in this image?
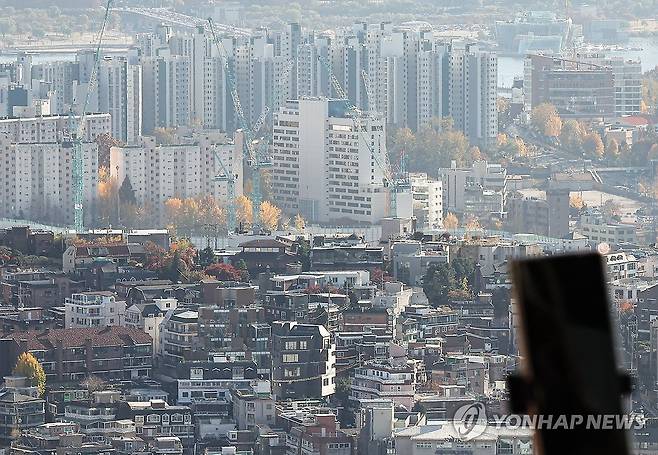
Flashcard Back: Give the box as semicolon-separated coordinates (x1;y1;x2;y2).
65;292;127;329
110;130;243;222
449;42;498;147
95;56;143;144
439;160;507;220
271;98;389;224
0;139;99;225
409;173;443;230
0;113;111;143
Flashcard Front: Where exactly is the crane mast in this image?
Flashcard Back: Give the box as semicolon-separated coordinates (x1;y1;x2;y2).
208;18;273;231
71;0;113;233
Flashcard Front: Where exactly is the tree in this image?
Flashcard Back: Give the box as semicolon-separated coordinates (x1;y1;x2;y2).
423;262;456;305
492;287;511;319
205;263;243;281
81;375;106;393
531;103;562;137
97;166;118;225
260;201;282;231
153;127;177;145
13;352;46;397
583;132;604;158
443;213;459;229
560;119;585;153
236;195;253;229
602;199;621;219
118;176;137;206
294;213;306;231
198;246;215;267
451;256;476;295
605;138;620;161
569;194;585;209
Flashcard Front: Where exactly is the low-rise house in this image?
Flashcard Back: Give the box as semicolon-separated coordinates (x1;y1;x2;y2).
175;360;258;404
63;243;147;274
350;358;424;410
114;400;193;451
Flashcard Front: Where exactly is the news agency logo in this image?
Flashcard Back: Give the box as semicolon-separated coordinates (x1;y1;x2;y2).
452;402;488;441
451;402;646;442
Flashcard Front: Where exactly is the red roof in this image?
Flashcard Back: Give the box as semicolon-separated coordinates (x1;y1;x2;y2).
3;326;152;351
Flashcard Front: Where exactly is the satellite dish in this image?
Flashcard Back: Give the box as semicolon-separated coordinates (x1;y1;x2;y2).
597;242;610;255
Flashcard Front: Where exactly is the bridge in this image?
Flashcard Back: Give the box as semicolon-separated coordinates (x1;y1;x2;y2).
113;7;251;36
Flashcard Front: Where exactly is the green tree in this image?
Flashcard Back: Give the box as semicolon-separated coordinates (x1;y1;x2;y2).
451;256;476;292
423;262;456;305
13;352;46;397
198;246;215;267
605;138;620;161
492;287;511;319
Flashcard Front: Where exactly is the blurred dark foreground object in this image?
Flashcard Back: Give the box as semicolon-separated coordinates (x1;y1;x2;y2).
508;252;632;455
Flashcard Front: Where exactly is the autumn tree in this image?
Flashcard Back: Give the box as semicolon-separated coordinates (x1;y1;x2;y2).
531;103;562;137
260;201;282;231
97;166;118;225
236;195;253;229
443;213;459;229
205;263;243;281
13;352;46;396
560;119;586;153
583;132;604;158
569;194;585;209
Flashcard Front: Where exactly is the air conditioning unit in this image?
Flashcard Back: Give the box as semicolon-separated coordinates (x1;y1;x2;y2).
228;431;238;441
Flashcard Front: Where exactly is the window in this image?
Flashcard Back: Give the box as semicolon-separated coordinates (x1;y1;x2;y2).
285;341;297;350
283;353;298;363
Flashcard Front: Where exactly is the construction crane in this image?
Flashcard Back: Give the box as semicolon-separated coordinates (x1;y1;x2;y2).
207;17;272;231
211;145;237;234
252;58;294;136
69;0;113;233
319;56;409;218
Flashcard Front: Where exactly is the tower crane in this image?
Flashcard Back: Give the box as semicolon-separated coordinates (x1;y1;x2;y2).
70;0;113;233
252;58;294;137
319;57;410;218
208;17;272;231
211;145;237;234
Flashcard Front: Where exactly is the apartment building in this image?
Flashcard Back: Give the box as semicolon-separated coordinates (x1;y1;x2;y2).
110;131;243;222
0;327;153;382
65;291;127;329
449;42;498;147
271;98;389;224
95;56;143;143
0;139;100;225
0;113;110;143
